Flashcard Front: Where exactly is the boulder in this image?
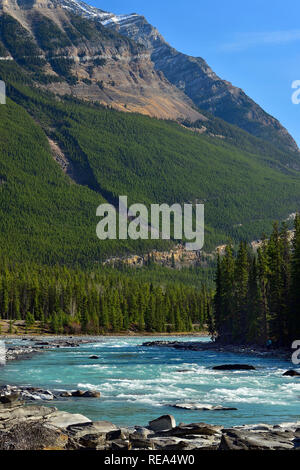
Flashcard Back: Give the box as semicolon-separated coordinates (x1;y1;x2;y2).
213;364;256;371
282;370;300;377
89;355;99;359
149;415;176;432
0;393;21;405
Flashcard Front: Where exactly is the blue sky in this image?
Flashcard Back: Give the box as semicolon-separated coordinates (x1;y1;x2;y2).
90;0;300;147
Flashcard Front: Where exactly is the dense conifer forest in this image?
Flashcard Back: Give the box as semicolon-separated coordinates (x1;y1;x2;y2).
0;261;213;334
213;215;300;346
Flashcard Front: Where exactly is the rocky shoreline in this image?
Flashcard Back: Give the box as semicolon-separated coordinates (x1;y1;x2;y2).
142;340;291;360
0;392;299;450
3;336;92;362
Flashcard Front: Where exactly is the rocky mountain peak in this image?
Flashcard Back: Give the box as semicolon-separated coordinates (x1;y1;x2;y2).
0;0;298;152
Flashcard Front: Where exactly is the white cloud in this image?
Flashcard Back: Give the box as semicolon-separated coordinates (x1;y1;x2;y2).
221;30;300;52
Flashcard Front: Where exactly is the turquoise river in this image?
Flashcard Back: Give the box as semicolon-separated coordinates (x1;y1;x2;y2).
0;336;299;427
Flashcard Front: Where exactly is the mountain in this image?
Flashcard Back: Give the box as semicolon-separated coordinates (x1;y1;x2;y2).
103;13;299;153
0;0;203;122
55;0;298;153
100;11;299;153
0;0;299;267
0;0;298;153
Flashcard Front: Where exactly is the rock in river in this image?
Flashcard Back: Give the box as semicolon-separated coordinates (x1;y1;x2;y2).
213;364;256;371
282;370;300;376
82;390;101;398
71;390;100;398
171;403;237;411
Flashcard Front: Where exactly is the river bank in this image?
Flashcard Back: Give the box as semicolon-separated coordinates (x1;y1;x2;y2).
1;334;209;363
2;337;93;362
2;334;291;363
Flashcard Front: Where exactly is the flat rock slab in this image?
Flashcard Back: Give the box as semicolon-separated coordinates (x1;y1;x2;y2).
67;420;117;438
0;405;56;425
45;411;91;429
220;429;295;450
158;422;222;437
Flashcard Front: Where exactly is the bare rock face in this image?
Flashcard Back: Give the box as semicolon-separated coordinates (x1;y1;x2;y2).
0;0;203;123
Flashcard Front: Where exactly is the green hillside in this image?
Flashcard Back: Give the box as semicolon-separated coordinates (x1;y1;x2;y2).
0;63;299;266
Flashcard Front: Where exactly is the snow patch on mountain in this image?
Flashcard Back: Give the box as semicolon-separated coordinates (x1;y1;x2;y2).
58;0;138;28
101;14;140;26
60;0;112;20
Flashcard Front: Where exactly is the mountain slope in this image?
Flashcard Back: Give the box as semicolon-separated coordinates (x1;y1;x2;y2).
0;2;299;267
99;8;298;153
0;73;299;265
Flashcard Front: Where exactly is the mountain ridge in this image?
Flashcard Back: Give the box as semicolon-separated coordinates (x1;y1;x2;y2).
34;0;297;153
0;0;298;154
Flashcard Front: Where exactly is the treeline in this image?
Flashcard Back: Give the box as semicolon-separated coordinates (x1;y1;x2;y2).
213;215;300;346
0;261;213;334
